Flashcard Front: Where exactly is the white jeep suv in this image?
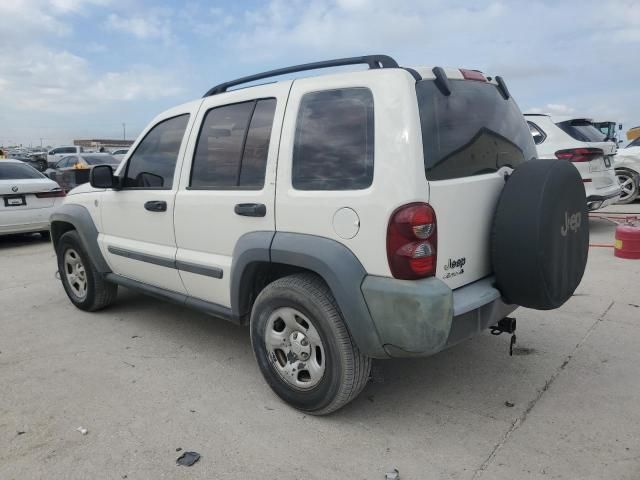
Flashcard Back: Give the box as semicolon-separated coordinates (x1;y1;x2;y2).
524;114;621;210
51;56;589;414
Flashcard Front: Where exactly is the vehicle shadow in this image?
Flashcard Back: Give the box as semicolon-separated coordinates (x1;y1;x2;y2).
0;232;50;249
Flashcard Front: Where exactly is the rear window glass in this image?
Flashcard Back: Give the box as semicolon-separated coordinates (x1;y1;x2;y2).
556;120;606;143
0;162;44;179
83;155;119;165
292;88;374;190
417;79;536;181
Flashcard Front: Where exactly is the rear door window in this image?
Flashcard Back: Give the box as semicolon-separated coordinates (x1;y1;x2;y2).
292;88;374;190
190;98;276;189
417;79;536;181
528;122;546;145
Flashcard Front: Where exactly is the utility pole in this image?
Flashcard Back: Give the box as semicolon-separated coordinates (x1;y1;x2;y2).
122;123;126;141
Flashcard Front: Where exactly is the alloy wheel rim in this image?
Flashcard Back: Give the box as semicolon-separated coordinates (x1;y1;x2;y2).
617;173;636;201
64;248;87;300
265;307;326;390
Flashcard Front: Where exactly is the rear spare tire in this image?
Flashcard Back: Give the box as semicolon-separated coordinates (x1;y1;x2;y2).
491;159;588;310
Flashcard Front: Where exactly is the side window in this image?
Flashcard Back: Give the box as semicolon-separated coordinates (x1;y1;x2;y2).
123;114;190;189
190;98;276;189
61;147;76;154
528;121;546;145
292;88;374;190
50;148;60;155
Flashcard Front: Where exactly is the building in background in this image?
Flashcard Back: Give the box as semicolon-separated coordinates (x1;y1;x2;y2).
74;139;134;151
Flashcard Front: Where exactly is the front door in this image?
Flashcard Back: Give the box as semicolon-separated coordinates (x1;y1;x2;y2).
173;81;291;307
99;108;198;293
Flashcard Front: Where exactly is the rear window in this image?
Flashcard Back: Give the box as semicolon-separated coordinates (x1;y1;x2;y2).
0;162;44;180
417;79;536;181
556;120;606;143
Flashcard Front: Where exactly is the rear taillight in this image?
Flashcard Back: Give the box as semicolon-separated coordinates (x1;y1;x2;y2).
555;148;603;163
459;69;487;82
387;203;437;280
35;189;65;198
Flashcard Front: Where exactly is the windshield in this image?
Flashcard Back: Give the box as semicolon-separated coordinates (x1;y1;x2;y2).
416;79;536;181
556;120;606;143
0;162;45;180
83;155;119;165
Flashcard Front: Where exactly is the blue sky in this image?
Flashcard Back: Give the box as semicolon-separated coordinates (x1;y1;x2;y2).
0;0;638;147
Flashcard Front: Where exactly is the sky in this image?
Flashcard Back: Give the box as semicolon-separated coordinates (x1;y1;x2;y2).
0;0;638;147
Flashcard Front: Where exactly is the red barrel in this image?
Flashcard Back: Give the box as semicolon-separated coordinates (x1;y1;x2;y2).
615;224;640;259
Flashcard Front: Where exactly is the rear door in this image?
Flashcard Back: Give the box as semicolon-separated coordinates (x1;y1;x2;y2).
173;82;290;307
415;74;537;289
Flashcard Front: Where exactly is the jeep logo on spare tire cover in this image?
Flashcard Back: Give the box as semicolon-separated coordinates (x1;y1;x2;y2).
491;159;589;310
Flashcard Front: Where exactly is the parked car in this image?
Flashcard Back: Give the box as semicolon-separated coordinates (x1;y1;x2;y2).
111;148;129;162
47;146;83;168
1;159;64;237
525;114;621;210
50;55;589;414
613;136;640;203
45;153;121;191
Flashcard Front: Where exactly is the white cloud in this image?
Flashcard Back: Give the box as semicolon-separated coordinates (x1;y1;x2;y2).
105;12;173;42
528;104;576;116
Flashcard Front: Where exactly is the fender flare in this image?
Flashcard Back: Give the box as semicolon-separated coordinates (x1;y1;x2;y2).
230;231;387;358
50;204;111;274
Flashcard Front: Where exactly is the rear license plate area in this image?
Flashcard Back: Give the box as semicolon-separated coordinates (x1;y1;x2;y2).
3;195;26;207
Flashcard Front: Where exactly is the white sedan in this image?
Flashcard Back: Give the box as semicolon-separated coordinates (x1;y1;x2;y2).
0;160;65;237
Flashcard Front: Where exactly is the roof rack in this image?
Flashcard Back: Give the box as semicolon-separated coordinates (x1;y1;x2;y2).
202;55;400;97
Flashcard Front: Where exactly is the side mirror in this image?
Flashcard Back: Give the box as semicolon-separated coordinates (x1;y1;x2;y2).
90;164;117;189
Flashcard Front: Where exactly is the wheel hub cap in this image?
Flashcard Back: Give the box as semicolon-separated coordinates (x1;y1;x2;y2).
64;248;87;300
264;307;326;390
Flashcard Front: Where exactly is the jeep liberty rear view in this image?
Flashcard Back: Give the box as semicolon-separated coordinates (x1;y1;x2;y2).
51;55;588;414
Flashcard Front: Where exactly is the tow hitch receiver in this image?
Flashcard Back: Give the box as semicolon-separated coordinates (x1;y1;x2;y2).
490;317;517;356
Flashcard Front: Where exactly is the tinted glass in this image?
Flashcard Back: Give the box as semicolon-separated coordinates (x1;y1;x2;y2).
60;147;76;154
123;114;189;189
292;88;374;190
239;99;276;188
417;79;536;180
627;137;640;148
528;122;546;145
0;162;44;179
556;120;606;143
191;99;275;189
57;156;76;168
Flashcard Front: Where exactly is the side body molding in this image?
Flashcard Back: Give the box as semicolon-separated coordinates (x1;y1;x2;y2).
269;233;387;358
50;204;111;273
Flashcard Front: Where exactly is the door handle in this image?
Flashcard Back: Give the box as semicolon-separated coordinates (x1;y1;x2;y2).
144;200;167;212
234;203;266;217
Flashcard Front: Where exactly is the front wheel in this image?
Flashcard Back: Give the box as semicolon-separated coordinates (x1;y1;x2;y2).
250;273;371;415
616;169;639;204
56;230;118;311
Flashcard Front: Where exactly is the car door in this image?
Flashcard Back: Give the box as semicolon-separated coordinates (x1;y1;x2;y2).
98;104;200;293
173;81;291;307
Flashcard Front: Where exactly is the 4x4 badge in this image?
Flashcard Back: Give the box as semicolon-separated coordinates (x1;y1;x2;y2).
11;185;18;192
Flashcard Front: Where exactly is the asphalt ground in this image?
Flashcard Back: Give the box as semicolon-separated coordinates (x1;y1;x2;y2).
1;203;639;479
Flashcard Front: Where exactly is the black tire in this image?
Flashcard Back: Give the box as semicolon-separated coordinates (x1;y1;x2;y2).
40;230;51;241
615;169;639;204
250;273;371;415
492;159;589;310
56;230;118;311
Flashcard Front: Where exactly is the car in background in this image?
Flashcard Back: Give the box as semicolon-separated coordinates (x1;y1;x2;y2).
525;114;621;210
5;153;48;172
47;146;83;168
613;136;640;204
0;159;64;238
45;153;122;191
111;148;129;162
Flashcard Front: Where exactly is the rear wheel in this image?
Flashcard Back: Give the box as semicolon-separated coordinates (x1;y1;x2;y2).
250;273;371;415
56;230;117;311
616;169;639;204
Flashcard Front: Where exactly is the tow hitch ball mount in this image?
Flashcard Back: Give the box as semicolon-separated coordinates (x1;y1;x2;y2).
490;317;517;356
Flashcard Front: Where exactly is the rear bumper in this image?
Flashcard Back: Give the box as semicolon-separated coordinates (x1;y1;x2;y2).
0;207;55;235
361;275;516;358
586;187;622;210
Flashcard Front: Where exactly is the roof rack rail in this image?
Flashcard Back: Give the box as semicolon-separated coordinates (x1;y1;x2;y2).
202;54;400;97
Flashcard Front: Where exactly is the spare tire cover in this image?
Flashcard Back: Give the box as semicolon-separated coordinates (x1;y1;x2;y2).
491;159;588;310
